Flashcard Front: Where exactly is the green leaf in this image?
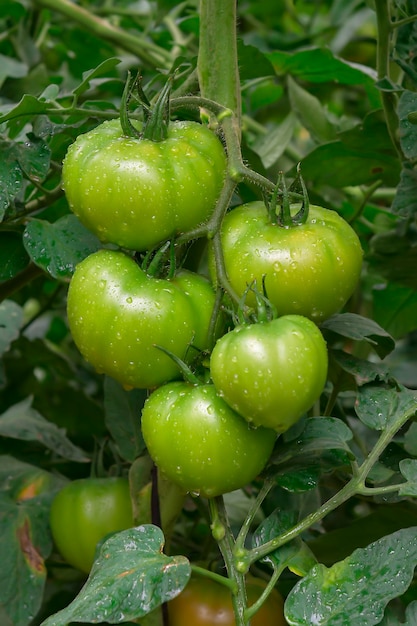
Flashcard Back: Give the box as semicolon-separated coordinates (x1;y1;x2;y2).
284;527;417;626
16;133;51;181
0;54;27;89
321;313;395;359
237;40;276;80
268;47;377;85
0;143;23;217
40;525;191;626
355;383;417;431
104;377;147;463
23;215;102;279
72;57;121;97
404;422;417;456
0;455;64;626
337;109;396;152
391;165;417;218
0;300;23;358
252;510;317;576
307;504;417;567
297;140;400;187
368;225;417;290
0;136;51;215
287;76;336;142
0;94;52;125
252;112;296;168
398;90;417;159
223;489;265;528
0;233;30;281
398;459;417;497
0;397;89;462
269;417;354;492
372;282;417;339
331;350;392;385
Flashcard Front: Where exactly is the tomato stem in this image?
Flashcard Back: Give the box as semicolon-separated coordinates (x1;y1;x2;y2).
191;564;237;591
198;0;241;121
244;564;283;622
31;0;172;68
374;0;404;161
234;478;275;555
209;496;249;626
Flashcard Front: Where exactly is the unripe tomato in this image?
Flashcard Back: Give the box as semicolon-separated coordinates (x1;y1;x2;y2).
67;249;219;389
62;119;227;251
168;575;287;625
211;202;363;323
141;382;276;498
49;477;133;573
210;315;328;432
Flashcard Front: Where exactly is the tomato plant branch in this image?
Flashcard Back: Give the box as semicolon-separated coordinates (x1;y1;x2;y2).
0;264;44;303
374;0;404;161
31;0;172;68
245;402;416;566
245;564;284;622
197;0;241;121
210;496;249;626
347;179;383;225
390;13;417;29
234;478;276;554
190;564;236;591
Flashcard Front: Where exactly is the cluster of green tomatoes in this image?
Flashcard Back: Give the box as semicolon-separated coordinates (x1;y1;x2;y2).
63;108;363;500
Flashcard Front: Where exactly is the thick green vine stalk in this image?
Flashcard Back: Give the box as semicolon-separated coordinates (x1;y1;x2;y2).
196;3;251;625
198;0;241;119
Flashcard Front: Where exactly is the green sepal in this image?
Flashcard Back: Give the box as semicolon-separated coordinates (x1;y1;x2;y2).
141;76;173;142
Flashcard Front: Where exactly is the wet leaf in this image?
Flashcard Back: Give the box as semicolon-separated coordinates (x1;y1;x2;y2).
23;214;102;279
285;527;417;626
40;525;191;625
252;509;317;576
355;383;417;431
0;456;62;626
398;90;417;159
269;417;354;492
331;350;392;385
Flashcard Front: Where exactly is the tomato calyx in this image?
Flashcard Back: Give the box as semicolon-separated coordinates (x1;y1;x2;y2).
267;165;309;228
140;239;176;278
154;343;202;385
120;71;172;142
233;278;277;326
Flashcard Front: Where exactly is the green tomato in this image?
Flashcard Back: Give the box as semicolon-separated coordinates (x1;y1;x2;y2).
210;315;328;432
49;477;133;573
141;382;276;498
62;119;227;251
168;575;287;626
211;202;363;322
67;249;219;389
